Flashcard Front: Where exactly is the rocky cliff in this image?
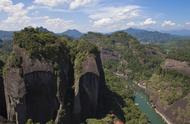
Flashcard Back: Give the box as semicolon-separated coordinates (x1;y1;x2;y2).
3;45;70;124
0;76;7;119
0;27;105;124
73;54;105;122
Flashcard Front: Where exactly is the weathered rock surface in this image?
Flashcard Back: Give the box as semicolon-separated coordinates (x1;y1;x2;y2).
3;46;70;124
2;45;105;124
73;54;105;123
150;92;190;124
163;59;190;77
100;48;120;62
0;76;7;119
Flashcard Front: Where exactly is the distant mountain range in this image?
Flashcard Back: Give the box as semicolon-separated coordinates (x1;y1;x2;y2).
0;28;84;41
0;28;190;43
0;30;14;41
58;29;83;39
123;28;180;43
165;29;190;36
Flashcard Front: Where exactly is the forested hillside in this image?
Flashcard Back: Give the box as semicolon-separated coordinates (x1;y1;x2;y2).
0;27;149;124
81;31;190;124
0;27;190;124
161;39;190;62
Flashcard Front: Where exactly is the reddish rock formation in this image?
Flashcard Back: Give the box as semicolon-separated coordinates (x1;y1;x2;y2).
163;59;190;77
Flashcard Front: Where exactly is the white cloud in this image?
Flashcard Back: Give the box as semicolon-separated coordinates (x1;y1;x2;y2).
0;0;75;32
90;5;141;27
43;17;75;32
34;0;67;7
126;22;136;27
70;0;95;9
33;0;95;9
162;20;176;27
93;18;113;27
141;18;156;26
186;22;190;25
0;0;31;30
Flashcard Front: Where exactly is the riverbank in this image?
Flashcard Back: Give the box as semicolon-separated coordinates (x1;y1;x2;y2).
136;83;172;124
154;108;172;124
137;83;146;89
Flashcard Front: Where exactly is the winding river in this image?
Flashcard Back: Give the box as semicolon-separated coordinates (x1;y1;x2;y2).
134;87;166;124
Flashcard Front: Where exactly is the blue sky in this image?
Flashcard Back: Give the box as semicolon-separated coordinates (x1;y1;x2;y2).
0;0;190;32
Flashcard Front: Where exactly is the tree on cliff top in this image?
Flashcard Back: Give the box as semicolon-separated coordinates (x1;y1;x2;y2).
14;27;68;61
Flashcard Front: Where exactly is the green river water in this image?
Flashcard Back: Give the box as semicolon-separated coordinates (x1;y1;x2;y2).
134;87;166;124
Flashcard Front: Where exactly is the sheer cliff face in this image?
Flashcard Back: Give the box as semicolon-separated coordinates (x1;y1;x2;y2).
73;54;105;122
2;43;105;123
3;46;71;124
0;76;7;119
24;72;58;123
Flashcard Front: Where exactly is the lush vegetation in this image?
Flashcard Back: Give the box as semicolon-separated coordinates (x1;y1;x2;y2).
125;28;179;44
86;69;149;124
105;70;149;123
148;69;190;105
14;27;69;62
66;39;99;94
81;31;163;81
0;39;12;66
160;39;190;62
82;31;190;124
153;39;190;105
0;40;12;76
19;29;190;124
2;27;190;124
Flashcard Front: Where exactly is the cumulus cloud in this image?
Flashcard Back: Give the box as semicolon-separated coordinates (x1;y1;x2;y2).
90;5;141;27
141;18;156;26
70;0;95;9
162;20;176;27
34;0;67;7
126;22;136;27
93;18;113;27
0;0;75;32
43;17;74;32
34;0;95;9
0;0;31;30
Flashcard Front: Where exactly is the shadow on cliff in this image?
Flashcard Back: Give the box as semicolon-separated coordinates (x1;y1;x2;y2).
0;77;7;119
2;51;126;124
71;52;125;123
100;87;126;122
24;71;59;123
74;72;125;123
89;53;126;122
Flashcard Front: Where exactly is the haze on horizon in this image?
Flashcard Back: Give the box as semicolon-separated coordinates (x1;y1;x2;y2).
0;0;190;33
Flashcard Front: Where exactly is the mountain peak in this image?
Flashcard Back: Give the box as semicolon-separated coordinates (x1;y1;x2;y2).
36;26;51;33
66;29;80;32
124;28;176;43
60;29;83;39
